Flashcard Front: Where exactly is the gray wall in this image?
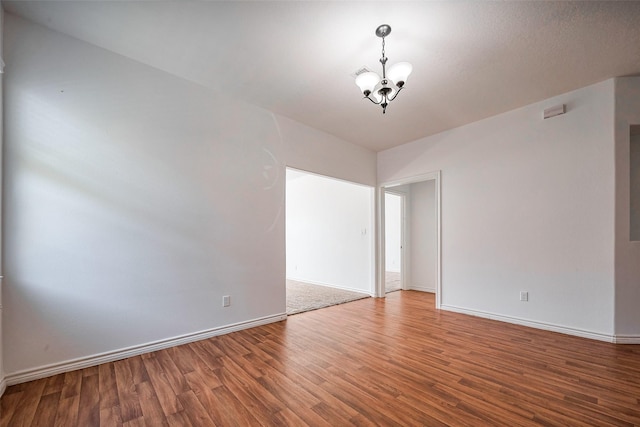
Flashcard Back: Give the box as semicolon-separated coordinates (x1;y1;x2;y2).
409;180;437;292
379;80;615;338
2;14;376;377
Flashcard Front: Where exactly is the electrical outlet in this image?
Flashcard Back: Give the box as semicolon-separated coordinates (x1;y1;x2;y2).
222;295;231;307
519;291;529;302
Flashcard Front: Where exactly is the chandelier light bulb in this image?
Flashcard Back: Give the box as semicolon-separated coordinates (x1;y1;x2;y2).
387;62;413;87
355;71;381;96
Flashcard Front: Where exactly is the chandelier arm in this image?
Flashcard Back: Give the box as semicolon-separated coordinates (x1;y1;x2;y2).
363;95;382;105
387;86;404;102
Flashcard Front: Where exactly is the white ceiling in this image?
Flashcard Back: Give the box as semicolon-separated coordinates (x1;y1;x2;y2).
4;1;640;152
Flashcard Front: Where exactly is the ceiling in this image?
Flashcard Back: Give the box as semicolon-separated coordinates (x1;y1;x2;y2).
4;1;640;152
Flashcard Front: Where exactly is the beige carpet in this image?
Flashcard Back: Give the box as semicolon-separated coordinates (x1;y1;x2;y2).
286;280;370;315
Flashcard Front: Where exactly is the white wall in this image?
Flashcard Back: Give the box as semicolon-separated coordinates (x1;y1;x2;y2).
3;15;376;379
614;77;640;340
286;170;373;293
379;80;616;338
384;193;402;273
279;115;376;187
409;180;437;292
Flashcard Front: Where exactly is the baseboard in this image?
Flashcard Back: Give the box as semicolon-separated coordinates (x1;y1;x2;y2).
5;313;287;386
287;277;373;296
612;335;640;344
0;377;6;398
407;286;435;293
440;304;615;343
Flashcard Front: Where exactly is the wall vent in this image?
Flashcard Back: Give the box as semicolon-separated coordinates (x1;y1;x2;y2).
543;104;566;119
351;67;372;78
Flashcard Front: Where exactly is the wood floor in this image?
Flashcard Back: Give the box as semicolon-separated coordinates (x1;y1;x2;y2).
2;291;640;426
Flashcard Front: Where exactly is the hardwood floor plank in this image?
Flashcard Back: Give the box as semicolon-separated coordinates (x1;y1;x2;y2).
0;391;23;427
336;369;445;427
349;412;390;427
141;356;184;418
311;401;360;426
193;338;226;360
60;370;82;400
165;411;194;427
154;350;191;396
122;417;145;427
4;379;46;427
213;334;251;359
127;356;150;385
254;371;334;426
182;372;226;426
176;391;215;427
595;398;640;425
179;344;221;386
165;346;196;376
317;368;407;425
216;363;283;426
53;395;80;427
208;385;262;426
264;357;358;420
77;374;100;427
30;391;60;427
42;375;65;397
135;381;169;427
98;363;119;412
396;392;482;426
271;407;309;426
2;291;640;426
99;405;123;427
113;359;144;422
188;341;224;371
82;366;100;378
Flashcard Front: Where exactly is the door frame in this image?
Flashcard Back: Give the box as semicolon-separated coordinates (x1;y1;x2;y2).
377;170;442;308
384;190;407;293
286;167;376;297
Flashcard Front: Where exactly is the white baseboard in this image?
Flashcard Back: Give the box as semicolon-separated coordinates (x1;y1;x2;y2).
287;277;373;296
441;304;615;343
613;335;640;344
5;313;287;386
407;286;435;293
0;377;6;398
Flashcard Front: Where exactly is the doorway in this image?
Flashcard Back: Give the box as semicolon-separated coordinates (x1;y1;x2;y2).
286;168;375;314
384;191;404;293
380;171;441;307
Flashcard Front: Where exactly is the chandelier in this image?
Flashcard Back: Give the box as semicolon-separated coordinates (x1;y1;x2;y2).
355;24;413;114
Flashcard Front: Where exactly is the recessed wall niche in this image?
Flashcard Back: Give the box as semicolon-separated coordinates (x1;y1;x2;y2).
631;125;640;241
